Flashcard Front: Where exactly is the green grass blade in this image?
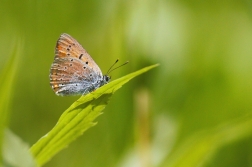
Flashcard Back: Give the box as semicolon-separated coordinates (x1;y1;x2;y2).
30;64;159;166
3;129;37;167
0;40;22;165
160;116;252;167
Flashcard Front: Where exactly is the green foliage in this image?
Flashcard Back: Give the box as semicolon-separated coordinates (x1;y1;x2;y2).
3;129;37;167
0;41;22;165
2;0;252;167
30;64;158;166
161;116;252;167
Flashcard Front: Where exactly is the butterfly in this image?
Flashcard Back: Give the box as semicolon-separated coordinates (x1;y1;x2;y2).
49;33;127;96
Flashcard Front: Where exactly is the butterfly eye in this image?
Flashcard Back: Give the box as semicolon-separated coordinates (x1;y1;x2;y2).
105;76;110;82
83;66;86;69
86;61;88;65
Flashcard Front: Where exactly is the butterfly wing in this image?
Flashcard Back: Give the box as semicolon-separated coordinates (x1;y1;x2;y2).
55;33;102;73
50;33;103;96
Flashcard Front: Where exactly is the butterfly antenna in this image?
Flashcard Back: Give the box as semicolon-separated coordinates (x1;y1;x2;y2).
107;60;129;74
106;59;119;74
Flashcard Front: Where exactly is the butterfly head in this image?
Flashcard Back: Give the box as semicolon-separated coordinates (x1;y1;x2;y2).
103;75;111;83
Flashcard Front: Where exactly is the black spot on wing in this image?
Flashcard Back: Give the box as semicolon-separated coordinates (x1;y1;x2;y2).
79;54;83;59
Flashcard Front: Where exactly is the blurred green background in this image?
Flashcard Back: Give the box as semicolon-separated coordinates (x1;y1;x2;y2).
1;0;252;167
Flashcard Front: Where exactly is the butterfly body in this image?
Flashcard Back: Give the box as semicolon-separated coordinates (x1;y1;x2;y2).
50;33;110;96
